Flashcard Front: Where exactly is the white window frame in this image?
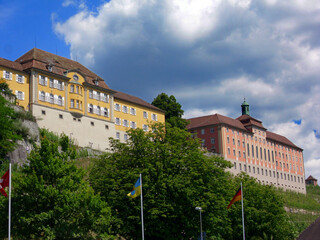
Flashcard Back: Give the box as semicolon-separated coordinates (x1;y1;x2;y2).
130;107;136;115
115;103;120;111
152;113;157;121
115;118;121;125
143;111;148;119
122;105;128;113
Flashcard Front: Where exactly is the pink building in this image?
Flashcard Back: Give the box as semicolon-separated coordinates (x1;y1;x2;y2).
187;100;306;193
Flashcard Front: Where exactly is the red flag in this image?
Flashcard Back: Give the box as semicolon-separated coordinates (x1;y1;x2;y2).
227;187;242;209
0;170;9;197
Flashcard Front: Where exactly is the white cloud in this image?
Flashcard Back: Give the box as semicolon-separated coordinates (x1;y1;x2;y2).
54;0;320;180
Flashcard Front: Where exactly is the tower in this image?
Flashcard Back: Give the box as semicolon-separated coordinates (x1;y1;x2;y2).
241;98;250;116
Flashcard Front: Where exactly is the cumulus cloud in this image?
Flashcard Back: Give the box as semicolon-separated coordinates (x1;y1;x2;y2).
54;0;320;179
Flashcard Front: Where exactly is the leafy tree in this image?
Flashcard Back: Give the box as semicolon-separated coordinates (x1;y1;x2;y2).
227;173;296;240
89;123;233;239
152;93;189;129
0;137;113;239
0;83;21;159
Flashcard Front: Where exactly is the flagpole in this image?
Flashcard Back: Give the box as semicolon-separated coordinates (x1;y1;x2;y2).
8;161;12;240
140;173;145;240
241;182;245;240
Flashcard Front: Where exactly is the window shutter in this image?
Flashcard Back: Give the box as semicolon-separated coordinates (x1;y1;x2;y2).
22;76;25;83
93;105;97;114
44;77;47;86
16;74;18;82
2;70;5;78
9;72;12;80
54;80;57;88
54;95;58;104
62;97;65;106
38;91;41;100
93;91;97;99
15;90;18;95
22;92;25;100
45;93;49;102
101;107;104;115
62;82;65;90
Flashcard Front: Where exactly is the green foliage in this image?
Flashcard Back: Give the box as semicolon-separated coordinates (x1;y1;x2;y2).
228;174;296;240
15;109;36;122
40;128;60;143
279;188;320;211
0;138;113;239
90;123;234;239
0;94;22;159
152;93;189;129
0;81;15;98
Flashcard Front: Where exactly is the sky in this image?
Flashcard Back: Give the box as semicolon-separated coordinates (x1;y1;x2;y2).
1;0;319;181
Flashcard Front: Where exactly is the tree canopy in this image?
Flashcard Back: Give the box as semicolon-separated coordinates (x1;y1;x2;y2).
0;137;113;239
152;93;189;129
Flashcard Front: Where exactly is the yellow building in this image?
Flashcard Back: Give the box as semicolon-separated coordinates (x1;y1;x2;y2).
0;48;165;150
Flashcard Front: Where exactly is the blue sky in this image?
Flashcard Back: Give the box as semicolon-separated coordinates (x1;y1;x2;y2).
1;0;320;181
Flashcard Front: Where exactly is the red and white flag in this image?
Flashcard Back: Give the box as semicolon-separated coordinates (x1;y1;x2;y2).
0;170;9;197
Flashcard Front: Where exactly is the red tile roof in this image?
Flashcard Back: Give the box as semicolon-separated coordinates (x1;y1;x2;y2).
0;57;24;72
114;91;165;113
15;48;110;90
187;113;248;131
306;175;317;181
187;113;302;150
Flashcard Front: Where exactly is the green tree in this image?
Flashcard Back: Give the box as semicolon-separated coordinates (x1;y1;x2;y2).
152;93;189;129
90;123;233;240
227;173;296;240
0;137;113;239
0;82;21;159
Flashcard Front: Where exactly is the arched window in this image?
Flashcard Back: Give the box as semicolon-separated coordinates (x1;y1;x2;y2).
88;104;93;113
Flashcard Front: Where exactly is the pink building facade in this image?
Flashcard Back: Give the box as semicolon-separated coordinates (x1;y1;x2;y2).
187;100;306;193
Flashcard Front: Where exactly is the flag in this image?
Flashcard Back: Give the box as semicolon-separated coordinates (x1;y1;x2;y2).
227;187;242;209
0;170;9;197
128;177;141;198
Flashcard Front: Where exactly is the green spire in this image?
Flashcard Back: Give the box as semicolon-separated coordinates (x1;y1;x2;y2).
241;98;250;116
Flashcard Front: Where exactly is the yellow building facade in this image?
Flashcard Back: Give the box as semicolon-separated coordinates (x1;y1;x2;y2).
0;48;165;150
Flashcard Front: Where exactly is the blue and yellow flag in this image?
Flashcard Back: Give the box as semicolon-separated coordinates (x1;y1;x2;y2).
127;177;141;198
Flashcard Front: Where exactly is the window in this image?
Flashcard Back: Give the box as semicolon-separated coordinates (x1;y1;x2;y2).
91;121;94;126
244;164;247;172
16;74;24;83
143;111;148;119
105;125;109;129
124;134;128;141
115;118;121;125
49;78;54;88
71;99;75;108
265;169;268;176
257;168;260;174
123;105;128;113
201;139;205;147
131;121;136;129
103;108;109;117
143;124;148;132
96;106;101;115
88;104;93;113
41;110;46;115
233;138;235;145
39;91;45;101
260;147;263;159
130;107;136;115
252;145;254;158
115;103;120;111
59;114;63;119
151;113;157;121
261;168;264;175
256;146;259;159
4;70;11;80
227;137;229;144
123;119;129;127
239;164;242;171
211;138;215;144
76;86;79;94
253;167;255;173
201;129;205;135
243;152;246;159
210;128;214;133
238;140;240;146
89;90;93;98
228;148;230;155
234;162;236;169
16;91;24;100
70;85;74;93
233;149;236;156
39;75;46;85
116;132;120;139
101;93;108;102
57;81;63;90
238;151;241;157
247;144;250;156
248;166;251;173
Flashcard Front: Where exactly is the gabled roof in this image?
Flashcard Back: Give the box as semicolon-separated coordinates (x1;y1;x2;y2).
114;91;165;113
0;57;24;72
15;48;110;90
236;114;266;130
187;113;248;131
306;175;317;181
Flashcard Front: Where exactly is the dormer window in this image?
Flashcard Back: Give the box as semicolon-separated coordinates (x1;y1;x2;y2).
93;79;99;86
73;74;79;81
47;64;53;72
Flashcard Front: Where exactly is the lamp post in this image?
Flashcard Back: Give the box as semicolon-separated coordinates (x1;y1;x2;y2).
195;207;203;240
